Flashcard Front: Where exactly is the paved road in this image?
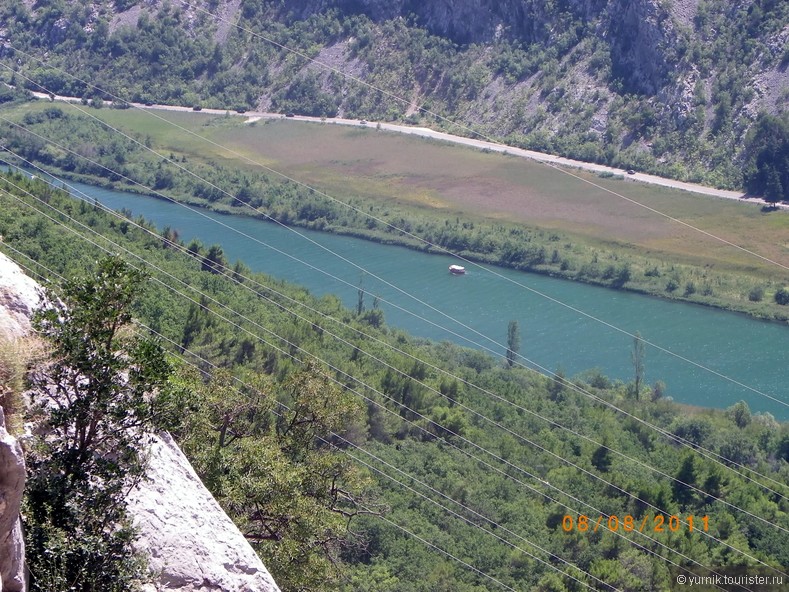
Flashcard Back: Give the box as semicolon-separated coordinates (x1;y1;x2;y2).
30;92;787;210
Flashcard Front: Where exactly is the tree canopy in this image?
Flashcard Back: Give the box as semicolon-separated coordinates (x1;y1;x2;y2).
25;257;178;591
743;113;789;203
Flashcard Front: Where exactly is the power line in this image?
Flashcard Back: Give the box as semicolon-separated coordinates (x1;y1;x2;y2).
2;57;787;413
3;13;784;588
173;2;789;270
0;217;601;592
3;128;788;505
2;177;782;586
1;242;739;592
0;245;527;592
5;150;788;522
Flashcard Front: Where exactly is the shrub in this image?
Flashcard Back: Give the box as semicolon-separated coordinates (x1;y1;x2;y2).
25;257;180;591
775;287;789;305
748;286;764;302
0;338;40;433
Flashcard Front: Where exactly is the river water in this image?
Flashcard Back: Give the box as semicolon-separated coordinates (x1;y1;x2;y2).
50;179;789;419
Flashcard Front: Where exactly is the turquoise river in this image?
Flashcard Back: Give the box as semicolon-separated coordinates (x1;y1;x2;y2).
42;178;789;419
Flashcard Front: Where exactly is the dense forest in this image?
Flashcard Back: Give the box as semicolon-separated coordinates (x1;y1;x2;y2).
0;0;788;198
2;172;788;590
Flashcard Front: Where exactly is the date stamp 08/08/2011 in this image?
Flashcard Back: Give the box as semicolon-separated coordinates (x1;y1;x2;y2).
561;514;709;534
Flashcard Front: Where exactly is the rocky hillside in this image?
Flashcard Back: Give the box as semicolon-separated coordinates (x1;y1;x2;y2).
0;252;280;592
0;0;787;190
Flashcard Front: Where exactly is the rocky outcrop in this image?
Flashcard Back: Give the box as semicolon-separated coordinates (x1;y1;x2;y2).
128;432;280;592
0;252;31;592
607;0;678;95
0;253;46;340
0;252;280;592
285;0;677;91
0;407;26;592
285;0;608;44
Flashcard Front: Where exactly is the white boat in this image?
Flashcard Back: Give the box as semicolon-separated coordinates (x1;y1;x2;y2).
448;265;466;275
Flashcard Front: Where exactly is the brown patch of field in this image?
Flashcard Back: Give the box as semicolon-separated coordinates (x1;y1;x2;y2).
94;110;789;278
218;121;789;271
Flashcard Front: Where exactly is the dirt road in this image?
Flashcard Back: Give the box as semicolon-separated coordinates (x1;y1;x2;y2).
29;91;787;210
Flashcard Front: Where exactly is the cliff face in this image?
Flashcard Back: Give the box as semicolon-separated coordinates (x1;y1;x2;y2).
10;0;786;187
0;252;280;592
287;0;607;43
128;432;281;592
0;407;25;592
0;254;45;341
286;0;671;91
0;253;34;592
607;0;678;95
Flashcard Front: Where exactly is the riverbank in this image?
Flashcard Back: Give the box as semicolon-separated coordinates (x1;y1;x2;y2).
3;171;787;592
5;167;789;419
1;101;787;324
25;89;789;209
9;160;788;327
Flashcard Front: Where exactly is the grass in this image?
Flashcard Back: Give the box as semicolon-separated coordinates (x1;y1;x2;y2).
173;113;786;270
0;336;40;435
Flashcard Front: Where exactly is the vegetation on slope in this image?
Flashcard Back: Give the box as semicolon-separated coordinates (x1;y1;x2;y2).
743;113;789;203
1;0;788;195
2;171;788;591
22;258;182;591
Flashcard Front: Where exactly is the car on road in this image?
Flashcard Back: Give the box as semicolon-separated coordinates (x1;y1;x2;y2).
359;120;368;125
285;112;295;117
627;169;635;175
192;105;202;111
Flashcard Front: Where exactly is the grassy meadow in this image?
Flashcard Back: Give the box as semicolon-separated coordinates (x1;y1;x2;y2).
97;108;789;270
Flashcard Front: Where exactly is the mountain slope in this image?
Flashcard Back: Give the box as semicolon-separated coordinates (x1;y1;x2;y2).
1;0;787;191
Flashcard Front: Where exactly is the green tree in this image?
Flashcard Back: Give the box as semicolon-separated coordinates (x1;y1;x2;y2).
201;244;228;274
726;400;752;428
672;454;698;507
591;443;613;473
176;363;380;590
547;367;567;401
25;257;179;591
743;113;789;203
356;280;366;315
631;331;645;400
775;287;789;305
506;319;521;368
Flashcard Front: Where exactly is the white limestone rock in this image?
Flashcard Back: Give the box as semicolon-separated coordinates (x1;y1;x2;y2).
0;407;26;592
127;432;281;592
0;252;46;340
0;252;31;592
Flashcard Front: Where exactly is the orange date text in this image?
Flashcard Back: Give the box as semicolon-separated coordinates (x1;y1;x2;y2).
561;514;709;534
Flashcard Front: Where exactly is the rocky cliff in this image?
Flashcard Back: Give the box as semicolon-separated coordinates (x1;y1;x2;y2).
285;0;672;91
0;407;25;592
0;252;280;592
128;432;281;592
0;251;39;592
286;0;606;43
0;254;45;341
